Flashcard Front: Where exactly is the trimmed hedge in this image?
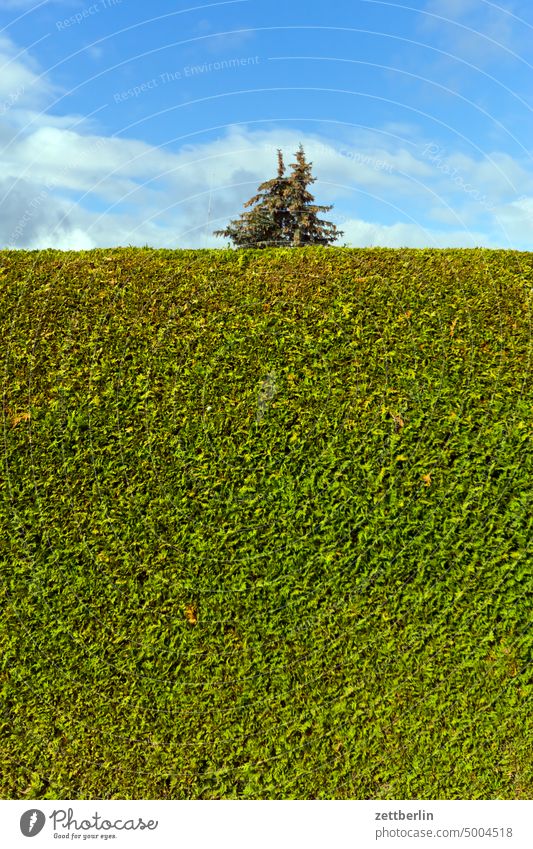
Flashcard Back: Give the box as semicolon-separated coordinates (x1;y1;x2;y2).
0;246;531;799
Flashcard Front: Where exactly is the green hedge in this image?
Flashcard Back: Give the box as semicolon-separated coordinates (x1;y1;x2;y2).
0;246;531;799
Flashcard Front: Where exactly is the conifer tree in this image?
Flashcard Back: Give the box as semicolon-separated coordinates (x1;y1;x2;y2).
285;144;343;246
214;145;343;248
214;150;291;248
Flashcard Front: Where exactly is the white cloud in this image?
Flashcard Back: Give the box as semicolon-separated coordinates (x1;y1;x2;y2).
424;0;485;18
379;121;424;140
419;0;526;66
0;29;532;252
2;121;531;250
190;18;255;54
0;33;59;105
420;144;533;207
490;194;533;243
339;217;495;248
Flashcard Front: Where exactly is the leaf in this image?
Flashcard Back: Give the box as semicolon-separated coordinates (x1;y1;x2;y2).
390;412;404;431
184;604;197;625
10;411;31;427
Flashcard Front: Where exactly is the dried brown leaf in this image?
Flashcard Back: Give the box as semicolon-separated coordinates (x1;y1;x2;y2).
184;604;197;625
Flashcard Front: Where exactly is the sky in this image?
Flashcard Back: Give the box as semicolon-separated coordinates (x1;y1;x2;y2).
0;0;532;250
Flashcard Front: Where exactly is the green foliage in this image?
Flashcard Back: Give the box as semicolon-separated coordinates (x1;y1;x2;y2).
214;146;343;248
0;246;531;799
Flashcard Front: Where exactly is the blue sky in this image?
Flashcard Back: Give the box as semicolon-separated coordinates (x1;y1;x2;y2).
1;0;532;248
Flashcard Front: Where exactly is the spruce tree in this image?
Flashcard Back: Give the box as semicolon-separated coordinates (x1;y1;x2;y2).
214;150;291;248
214;145;343;248
285;144;343;246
